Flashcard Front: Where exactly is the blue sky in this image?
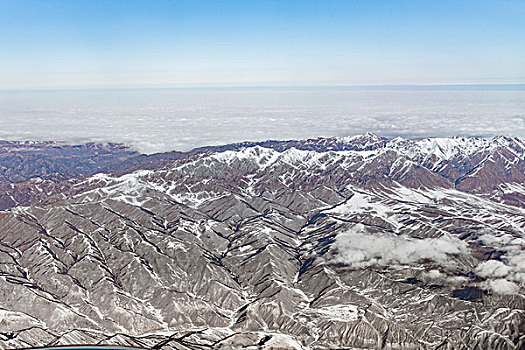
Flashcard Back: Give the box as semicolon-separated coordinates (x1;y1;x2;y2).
1;0;524;88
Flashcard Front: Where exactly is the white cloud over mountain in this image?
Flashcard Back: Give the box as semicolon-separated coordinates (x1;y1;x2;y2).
334;225;524;294
333;224;469;268
475;233;525;294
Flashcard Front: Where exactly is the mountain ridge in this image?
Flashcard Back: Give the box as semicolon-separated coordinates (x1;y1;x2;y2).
0;134;523;349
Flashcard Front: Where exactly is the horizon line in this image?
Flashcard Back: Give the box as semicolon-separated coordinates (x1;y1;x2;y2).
0;133;518;152
2;82;525;92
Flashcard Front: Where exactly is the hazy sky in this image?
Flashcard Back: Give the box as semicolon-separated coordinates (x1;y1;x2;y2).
1;0;524;89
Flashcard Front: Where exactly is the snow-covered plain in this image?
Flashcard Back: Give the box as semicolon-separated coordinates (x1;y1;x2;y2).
0;88;524;153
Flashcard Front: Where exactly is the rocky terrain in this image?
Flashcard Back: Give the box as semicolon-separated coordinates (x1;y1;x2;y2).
0;134;524;349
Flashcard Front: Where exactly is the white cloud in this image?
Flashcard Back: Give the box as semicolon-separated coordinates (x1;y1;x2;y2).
0;89;523;154
446;276;469;285
334;226;524;295
422;270;468;285
476;233;525;293
482;279;519;295
424;269;444;280
333;224;469;268
475;260;511;279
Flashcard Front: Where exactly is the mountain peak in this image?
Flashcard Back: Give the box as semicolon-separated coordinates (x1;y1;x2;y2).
340;132;385;144
0;135;524;349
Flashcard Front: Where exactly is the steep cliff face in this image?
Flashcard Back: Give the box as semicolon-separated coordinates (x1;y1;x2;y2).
0;135;524;349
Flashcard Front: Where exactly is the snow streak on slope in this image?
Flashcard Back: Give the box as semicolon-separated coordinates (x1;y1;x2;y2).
0;134;524;349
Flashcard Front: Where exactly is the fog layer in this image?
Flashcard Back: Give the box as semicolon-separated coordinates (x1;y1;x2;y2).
1;88;524;153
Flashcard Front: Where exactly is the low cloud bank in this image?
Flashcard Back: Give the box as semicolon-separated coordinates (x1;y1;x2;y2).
333;224;469;268
1;89;524;154
422;269;468;285
333;226;524;294
475;234;525;294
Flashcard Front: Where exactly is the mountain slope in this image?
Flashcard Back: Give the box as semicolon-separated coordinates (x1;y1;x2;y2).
0;135;524;349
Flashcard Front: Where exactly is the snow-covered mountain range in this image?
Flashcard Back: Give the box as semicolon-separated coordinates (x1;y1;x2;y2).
0;134;523;349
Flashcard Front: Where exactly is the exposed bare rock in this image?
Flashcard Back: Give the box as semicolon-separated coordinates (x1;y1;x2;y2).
0;134;524;349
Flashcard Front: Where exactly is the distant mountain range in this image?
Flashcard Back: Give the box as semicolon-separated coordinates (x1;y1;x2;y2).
0;134;523;349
